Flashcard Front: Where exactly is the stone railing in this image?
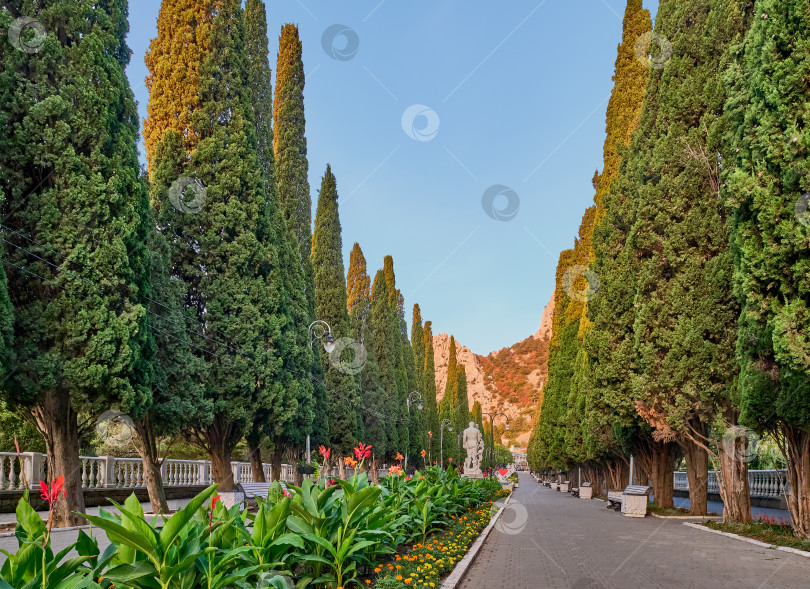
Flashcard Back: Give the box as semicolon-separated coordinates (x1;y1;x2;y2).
0;452;296;491
673;469;788;499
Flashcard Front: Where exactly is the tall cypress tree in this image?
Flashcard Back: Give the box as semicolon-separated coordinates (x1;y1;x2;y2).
724;0;810;536
143;0;213;175
423;321;439;463
628;0;749;517
0;0;150;525
438;336;459;465
382;256;409;455
369;270;400;464
410;305;427;458
312;165;360;457
151;0;287;490
272;23;325;467
455;364;470;464
243;0;316;482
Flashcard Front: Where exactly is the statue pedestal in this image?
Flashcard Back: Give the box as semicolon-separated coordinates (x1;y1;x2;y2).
463;468;484;479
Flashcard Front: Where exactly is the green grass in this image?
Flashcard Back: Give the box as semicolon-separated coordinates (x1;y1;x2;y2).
704;517;810;552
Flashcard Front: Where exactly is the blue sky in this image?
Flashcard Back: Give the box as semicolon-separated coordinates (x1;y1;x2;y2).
126;0;659;354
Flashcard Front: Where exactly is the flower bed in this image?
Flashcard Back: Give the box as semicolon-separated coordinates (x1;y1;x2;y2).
0;448;503;589
371;491;508;588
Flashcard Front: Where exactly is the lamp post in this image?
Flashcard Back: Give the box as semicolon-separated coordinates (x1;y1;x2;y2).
481;412;509;478
439;419;453;468
404;392;423;469
308;320;336;353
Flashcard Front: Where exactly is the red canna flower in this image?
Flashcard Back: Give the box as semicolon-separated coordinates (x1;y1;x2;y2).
354;442;372;461
40;475;66;508
211;494;221;510
319;445;331;461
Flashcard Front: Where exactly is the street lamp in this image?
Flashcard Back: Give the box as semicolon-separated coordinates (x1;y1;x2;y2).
309;320;336;353
406;391;423;411
481;412;509;478
440;419;453;468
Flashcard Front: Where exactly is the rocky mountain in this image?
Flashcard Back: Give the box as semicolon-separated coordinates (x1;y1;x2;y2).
432;293;554;447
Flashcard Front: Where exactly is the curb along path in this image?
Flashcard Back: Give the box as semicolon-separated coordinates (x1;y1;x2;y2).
457;472;808;589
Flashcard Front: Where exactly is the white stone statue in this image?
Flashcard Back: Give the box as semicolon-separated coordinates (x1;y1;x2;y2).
462;422;484;479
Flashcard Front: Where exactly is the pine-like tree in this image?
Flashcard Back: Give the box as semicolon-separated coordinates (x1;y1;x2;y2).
410;305;427;459
151;0;288;490
0;0;151;525
439;336;459;465
312;165;360;458
723;0;810;536
455;364;470;464
369;270;400;465
143;0;213;175
382;256;409;455
627;0;749;517
271;22;324;468
423;321;439;463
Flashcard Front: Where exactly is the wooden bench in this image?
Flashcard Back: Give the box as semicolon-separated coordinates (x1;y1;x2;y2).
607;490;624;511
238;480;293;510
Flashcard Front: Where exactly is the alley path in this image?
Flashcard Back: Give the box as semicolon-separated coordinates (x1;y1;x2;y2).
459;472;807;589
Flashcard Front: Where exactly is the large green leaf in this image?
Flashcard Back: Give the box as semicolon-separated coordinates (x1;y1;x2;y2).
81;515;159;565
159;484;218;552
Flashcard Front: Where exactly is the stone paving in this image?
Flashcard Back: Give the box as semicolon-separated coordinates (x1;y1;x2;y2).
459;472;807;589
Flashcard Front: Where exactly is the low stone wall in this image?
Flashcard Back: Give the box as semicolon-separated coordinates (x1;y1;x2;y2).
0;486;209;513
672;489;788;511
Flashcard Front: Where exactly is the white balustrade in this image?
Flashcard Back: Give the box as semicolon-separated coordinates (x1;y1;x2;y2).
672;469;788;498
0;452;25;490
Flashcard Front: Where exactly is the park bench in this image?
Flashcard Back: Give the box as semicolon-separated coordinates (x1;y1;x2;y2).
607;485;651;517
238;480;293;510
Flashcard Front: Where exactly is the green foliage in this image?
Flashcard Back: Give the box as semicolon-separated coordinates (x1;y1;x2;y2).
312;166;361;455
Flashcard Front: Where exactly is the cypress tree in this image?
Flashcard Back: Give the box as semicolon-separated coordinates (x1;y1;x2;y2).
455;364;470;463
312;165;360;458
423;321;439;463
410;305;427;458
382;256;409;454
243;0;316;481
272;23;325;467
627;0;749;517
369;270;400;464
724;0;810;536
0;0;150;525
151;0;287;490
143;0;213;175
439;336;459;465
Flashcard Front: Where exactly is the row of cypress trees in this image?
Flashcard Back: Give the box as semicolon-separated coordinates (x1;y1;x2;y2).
0;0;440;526
528;0;810;538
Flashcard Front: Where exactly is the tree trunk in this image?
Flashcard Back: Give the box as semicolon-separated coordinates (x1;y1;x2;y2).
248;443;266;482
782;425;810;539
681;435;708;516
369;457;379;484
209;432;235;490
31;392;86;527
270;445;283;483
605;458;629;490
649;440;675;507
716;434;751;523
338;459;346;480
133;416;169;514
292;447;303;486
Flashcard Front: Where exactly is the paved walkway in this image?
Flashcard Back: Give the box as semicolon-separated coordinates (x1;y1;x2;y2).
459;472;807;589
